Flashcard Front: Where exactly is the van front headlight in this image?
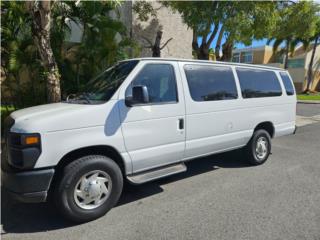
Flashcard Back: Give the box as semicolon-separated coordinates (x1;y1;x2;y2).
6;132;42;169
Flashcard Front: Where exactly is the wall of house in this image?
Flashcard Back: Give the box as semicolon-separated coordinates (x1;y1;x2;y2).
252;48;275;64
253;50;264;64
288;68;305;92
131;1;193;59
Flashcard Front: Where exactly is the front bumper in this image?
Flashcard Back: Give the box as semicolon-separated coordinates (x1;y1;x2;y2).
1;168;55;203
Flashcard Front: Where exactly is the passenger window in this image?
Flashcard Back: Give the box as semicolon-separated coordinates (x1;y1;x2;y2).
184;65;238;101
126;64;178;103
279;72;295;95
236;68;282;98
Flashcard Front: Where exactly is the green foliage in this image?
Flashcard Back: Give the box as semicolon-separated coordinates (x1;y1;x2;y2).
132;1;157;21
1;1;47;108
272;2;319;42
267;1;320;69
1;0;137;108
50;1;137;96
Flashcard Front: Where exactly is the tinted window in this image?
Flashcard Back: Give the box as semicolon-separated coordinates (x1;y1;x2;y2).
126;64;177;103
184;65;238;101
236;68;282;98
279;72;295;95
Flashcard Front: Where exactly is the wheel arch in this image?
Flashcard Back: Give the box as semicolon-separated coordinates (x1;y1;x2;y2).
55;145;126;175
254;121;275;138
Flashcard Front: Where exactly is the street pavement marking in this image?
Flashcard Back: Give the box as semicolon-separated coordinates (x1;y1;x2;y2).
296;115;320;127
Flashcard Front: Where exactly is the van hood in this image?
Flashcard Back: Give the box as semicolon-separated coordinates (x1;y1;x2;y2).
10;102;112;133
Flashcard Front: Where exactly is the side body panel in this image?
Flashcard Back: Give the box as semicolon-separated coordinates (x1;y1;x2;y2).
178;62;296;161
118;61;186;173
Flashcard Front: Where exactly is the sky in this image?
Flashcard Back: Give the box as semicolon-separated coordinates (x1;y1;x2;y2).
235;39;270;49
197;27;272;51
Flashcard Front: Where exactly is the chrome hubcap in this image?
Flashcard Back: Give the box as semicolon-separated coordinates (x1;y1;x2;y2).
255;137;268;160
74;170;112;210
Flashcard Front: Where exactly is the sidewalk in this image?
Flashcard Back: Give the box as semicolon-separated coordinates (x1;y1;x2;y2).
297;100;320;104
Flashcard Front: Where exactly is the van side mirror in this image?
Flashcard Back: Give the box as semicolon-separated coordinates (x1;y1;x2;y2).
125;85;149;107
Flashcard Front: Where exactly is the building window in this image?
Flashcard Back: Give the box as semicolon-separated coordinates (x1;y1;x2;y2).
242;52;253;63
232;53;240;63
287;58;304;68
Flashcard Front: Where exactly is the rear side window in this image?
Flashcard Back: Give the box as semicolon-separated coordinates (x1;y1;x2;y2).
184;65;238;101
279;72;295;95
236;68;282;98
126;64;178;103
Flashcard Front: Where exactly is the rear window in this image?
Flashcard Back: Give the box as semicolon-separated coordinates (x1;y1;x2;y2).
236;68;282;98
279;72;295;95
184;65;238;101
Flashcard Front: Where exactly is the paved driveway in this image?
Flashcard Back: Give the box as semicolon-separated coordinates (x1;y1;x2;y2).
2;104;320;240
297;103;320;117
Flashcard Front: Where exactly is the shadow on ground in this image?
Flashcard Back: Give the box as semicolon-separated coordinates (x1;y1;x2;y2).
1;149;252;234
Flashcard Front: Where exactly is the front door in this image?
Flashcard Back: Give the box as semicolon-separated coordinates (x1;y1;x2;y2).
118;61;186;173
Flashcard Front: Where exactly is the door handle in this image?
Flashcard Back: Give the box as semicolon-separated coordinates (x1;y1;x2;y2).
178;118;184;130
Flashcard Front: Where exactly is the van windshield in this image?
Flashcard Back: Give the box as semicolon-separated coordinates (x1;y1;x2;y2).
67;60;139;104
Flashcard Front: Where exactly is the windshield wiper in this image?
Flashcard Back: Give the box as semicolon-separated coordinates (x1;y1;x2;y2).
66;93;92;104
82;92;92;104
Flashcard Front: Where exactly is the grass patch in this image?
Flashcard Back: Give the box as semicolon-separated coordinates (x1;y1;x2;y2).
1;105;15;112
297;93;320;101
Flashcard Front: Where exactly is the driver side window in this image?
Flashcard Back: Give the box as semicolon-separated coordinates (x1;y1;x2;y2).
125;64;178;104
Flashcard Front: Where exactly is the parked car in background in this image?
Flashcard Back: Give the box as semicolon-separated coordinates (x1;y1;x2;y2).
2;58;296;222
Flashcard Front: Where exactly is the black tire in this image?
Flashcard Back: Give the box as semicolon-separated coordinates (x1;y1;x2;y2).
54;155;123;223
245;129;271;165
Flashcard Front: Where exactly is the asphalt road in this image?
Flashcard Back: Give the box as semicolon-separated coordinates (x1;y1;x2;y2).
2;104;320;240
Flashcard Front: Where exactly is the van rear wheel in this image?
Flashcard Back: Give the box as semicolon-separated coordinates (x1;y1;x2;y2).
245;129;271;165
54;155;123;222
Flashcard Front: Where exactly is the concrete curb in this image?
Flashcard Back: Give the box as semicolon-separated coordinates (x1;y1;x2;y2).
297;100;320;104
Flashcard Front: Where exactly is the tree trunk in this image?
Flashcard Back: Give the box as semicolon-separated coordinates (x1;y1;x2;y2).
305;36;319;92
284;39;290;69
27;1;61;103
221;40;233;62
192;29;200;58
215;26;224;61
198;45;209;60
152;30;162;57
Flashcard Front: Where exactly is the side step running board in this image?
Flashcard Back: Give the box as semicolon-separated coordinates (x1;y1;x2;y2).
127;163;187;184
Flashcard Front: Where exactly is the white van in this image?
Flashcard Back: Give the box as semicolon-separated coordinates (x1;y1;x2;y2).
2;58;296;222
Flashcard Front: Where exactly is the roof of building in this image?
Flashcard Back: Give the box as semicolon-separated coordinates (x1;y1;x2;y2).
122;57;284;71
233;45;273;53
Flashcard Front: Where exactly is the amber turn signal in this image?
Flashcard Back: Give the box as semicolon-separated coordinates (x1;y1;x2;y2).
24;136;39;145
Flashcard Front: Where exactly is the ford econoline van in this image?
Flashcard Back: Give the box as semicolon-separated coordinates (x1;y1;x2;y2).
2;58;296;222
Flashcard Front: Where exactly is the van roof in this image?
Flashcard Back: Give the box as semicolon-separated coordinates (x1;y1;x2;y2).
123;57;285;71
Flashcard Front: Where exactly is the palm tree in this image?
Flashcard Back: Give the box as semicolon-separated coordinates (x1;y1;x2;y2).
1;1;46;108
2;1;136;107
26;1;62;103
304;32;320;93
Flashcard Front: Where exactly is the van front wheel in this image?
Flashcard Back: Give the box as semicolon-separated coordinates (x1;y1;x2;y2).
245;129;271;165
54;155;123;222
